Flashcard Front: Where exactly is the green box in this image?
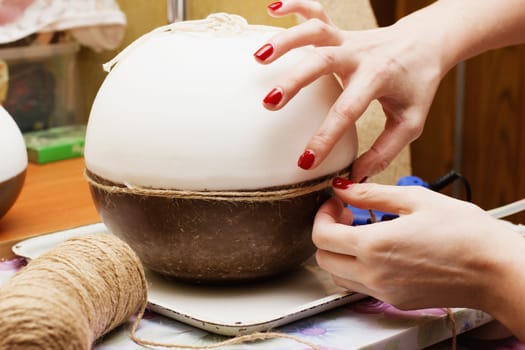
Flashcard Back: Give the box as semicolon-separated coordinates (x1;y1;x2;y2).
23;125;86;164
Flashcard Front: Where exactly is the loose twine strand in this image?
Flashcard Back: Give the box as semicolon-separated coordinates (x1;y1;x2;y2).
84;170;349;202
102;13;275;72
0;231;458;350
131;313;321;350
445;308;458;350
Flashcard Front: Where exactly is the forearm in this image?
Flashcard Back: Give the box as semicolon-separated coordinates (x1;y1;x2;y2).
395;0;525;74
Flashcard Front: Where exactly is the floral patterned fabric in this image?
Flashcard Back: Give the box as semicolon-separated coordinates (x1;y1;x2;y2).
0;258;522;350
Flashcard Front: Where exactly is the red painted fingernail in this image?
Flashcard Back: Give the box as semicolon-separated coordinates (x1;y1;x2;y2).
254;43;274;61
298;150;315;170
263;87;283;105
267;1;283;11
360;176;368;183
332;177;354;189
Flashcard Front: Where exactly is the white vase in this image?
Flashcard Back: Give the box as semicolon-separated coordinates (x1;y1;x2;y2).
0;105;27;219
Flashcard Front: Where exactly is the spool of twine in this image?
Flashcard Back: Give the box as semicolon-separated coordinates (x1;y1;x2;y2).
0;233;147;350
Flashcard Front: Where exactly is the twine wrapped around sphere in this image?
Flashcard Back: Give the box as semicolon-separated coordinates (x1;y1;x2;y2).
0;233;147;350
84;169;351;202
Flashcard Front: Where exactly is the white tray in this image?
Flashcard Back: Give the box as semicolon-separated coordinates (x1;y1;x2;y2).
12;223;365;336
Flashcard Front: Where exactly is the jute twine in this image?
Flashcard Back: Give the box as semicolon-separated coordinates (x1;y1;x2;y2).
84;170;350;202
0;233;147;350
444;308;458;350
130;324;321;349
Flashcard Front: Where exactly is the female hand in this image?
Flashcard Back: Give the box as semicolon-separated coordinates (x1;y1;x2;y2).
312;178;525;314
254;0;447;182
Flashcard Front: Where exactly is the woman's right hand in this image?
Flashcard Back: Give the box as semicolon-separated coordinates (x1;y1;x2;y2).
254;0;449;181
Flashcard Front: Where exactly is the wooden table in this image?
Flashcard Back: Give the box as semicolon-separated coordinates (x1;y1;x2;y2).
0;158;100;247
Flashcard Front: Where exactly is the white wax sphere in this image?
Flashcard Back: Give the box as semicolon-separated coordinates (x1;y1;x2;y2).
85;14;357;190
0;106;27;183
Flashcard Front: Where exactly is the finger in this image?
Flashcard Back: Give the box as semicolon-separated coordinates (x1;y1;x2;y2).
254;18;342;65
332;182;432;216
331;275;374;296
314;196;353;225
312;219;359;256
338;199;354;226
267;0;334;25
299;71;379;170
317;249;382;297
316;250;362;281
262;46;352;110
314;204;414;255
349;111;424;182
314;198;379;256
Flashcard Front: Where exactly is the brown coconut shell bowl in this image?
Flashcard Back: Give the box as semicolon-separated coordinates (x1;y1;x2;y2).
0;170;26;220
85;168;348;284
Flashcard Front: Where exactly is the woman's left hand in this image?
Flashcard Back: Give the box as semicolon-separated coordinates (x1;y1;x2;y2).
312;179;525;311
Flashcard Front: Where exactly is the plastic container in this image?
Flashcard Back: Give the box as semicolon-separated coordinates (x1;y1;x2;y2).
0;42;80;132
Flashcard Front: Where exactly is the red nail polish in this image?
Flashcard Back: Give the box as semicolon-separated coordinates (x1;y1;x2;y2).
267;1;283;11
332;177;354;189
263;87;283;105
298;150;315;170
254;43;274;61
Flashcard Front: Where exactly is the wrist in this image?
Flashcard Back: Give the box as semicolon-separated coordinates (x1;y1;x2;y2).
392;5;454;80
477;225;525;339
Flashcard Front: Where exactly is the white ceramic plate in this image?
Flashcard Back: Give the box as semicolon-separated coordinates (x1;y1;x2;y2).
12;223;365;336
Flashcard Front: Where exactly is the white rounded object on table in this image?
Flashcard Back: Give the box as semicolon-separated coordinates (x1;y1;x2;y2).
85;14;357;191
0;105;27;220
0;106;27;183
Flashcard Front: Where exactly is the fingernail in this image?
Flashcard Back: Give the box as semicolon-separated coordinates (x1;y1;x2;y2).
254;43;274;61
267;1;283;11
332;177;354;189
360;176;368;183
263;87;283;105
297;149;315;170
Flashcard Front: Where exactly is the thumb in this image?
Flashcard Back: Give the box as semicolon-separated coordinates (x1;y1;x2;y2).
349;110;424;183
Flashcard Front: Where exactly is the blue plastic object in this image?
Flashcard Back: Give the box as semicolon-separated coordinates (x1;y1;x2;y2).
347;175;428;225
396;175;429;188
